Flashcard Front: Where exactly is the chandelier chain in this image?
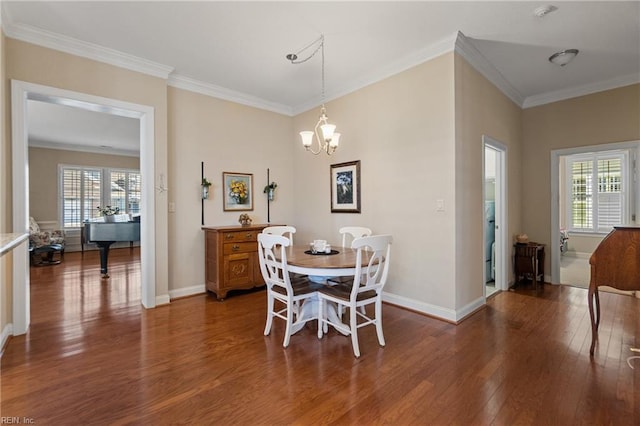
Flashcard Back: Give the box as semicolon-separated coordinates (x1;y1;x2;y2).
321;39;325;104
288;35;324;65
287;34;338;156
287;35;326;103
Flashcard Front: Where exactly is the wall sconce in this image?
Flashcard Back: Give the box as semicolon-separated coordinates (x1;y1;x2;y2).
202;177;212;199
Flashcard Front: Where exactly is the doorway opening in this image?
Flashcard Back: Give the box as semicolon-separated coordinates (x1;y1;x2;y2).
483;136;507;297
11;80;157;335
550;140;640;287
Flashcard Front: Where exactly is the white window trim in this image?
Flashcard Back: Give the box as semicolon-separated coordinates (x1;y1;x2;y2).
58;164;141;229
564;149;632;235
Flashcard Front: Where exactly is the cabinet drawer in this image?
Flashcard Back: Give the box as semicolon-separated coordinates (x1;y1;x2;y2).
224;242;257;255
222;231;257;243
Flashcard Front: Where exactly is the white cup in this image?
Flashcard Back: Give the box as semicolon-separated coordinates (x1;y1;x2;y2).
313;239;327;252
324;244;331;253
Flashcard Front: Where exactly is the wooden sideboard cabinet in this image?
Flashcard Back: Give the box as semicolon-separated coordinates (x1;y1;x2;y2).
202;224;274;300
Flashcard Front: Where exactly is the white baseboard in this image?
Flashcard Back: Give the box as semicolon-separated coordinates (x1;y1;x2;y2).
383;291;456;322
169;284;206;300
455;296;486;321
155;294;171;306
562;251;591;259
1;323;13;352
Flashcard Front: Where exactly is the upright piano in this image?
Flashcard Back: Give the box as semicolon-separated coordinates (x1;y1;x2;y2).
588;226;640;355
84;220;140;278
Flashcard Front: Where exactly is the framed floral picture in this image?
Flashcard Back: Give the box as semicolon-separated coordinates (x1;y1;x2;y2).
223;172;253;211
330;160;361;213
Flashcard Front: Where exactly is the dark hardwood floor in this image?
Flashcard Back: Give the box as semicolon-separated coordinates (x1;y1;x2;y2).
1;249;638;424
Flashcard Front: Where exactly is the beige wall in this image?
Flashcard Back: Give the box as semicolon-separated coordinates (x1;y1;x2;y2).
522;84;640;276
29;147;139;223
293;53;458;312
3;30;636;329
6;37;170;300
167;87;294;291
1;27;12;336
454;53;523;307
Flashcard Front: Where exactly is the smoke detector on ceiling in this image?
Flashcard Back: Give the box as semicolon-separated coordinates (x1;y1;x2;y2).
534;4;558;17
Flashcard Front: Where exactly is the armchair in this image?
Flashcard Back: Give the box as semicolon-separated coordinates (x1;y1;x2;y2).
29;217;65;265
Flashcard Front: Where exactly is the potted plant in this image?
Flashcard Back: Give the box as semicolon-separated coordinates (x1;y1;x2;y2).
97;206;120;222
202;177;212;199
263;181;277;201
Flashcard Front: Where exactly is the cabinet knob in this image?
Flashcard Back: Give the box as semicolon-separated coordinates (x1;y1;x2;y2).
232;244;240;251
226;234;234;239
246;233;252;238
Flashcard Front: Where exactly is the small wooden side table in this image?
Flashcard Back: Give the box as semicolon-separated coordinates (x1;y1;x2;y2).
514;242;545;289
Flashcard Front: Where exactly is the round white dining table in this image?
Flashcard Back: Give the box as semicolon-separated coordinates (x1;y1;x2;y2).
283;245;372;277
277;245;373;335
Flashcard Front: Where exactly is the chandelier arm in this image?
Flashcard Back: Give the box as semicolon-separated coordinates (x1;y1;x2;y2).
307;117;324;155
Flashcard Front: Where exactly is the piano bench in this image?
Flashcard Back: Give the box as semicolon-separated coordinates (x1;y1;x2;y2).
30;243;64;266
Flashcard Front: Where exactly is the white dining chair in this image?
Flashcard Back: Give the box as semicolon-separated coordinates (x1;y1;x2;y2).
263;225;296;245
340;226;372;249
332;227;373;316
317;234;393;358
258;233;316;348
263;226;306;285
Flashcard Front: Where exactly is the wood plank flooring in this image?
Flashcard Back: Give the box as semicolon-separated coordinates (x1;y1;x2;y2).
1;249;639;424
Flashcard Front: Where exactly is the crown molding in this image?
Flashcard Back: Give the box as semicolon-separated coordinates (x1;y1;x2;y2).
2;20;174;80
293;33;459;115
454;31;525;108
523;73;640;108
168;74;293;116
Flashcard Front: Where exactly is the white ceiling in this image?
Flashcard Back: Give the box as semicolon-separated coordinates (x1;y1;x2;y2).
27;100;140;157
3;1;639;155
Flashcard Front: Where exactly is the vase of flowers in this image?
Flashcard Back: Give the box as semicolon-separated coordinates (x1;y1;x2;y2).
229;179;248;204
202;177;212;200
263;182;277;201
97;206;120;222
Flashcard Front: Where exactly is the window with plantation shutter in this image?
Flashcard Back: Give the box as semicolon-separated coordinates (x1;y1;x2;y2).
60;165;140;229
597;158;623;230
566;151;628;233
61;167;102;228
109;170;141;215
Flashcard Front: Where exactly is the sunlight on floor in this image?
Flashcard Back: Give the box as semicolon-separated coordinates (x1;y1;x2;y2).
560;254;590;288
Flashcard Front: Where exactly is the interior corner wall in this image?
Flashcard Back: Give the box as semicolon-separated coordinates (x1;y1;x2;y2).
292;52;458;314
454;53;523;311
522;84;640;276
5;37;170;299
167;86;294;293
